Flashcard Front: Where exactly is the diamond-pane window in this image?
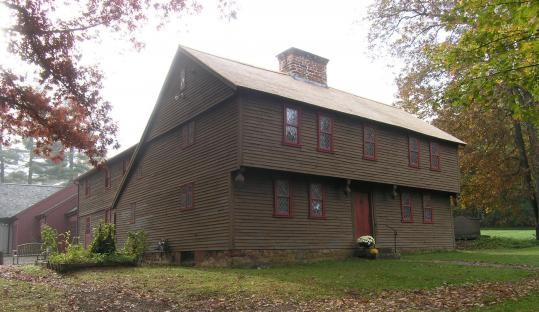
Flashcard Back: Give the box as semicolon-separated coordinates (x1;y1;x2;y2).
401;192;413;223
182;121;195;148
309;183;325;218
318;115;333;152
409;137;420;168
430;142;441;170
423;194;433;223
364;126;376;160
283;107;300;145
179;69;186;91
274;180;291;217
180;183;194;210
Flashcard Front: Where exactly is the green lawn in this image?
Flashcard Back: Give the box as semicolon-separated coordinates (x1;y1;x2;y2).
471;291;539;312
403;247;539;267
73;258;533;300
0;278;63;312
481;228;536;240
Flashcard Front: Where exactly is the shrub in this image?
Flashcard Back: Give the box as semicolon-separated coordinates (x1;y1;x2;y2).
40;225;59;255
123;230;147;261
89;223;116;255
49;243;99;265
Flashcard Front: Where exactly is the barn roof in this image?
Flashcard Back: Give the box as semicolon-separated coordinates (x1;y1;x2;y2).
0;184;62;219
181;46;464;145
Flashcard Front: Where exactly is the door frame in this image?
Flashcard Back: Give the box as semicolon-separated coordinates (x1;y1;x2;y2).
351;191;374;240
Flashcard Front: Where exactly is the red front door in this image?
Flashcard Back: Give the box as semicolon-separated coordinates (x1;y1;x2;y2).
354;192;372;239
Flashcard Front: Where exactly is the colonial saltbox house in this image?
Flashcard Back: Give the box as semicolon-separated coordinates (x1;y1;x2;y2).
77;46;464;266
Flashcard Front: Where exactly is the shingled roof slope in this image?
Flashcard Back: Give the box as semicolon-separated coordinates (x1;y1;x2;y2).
0;184;62;219
182;46;464;145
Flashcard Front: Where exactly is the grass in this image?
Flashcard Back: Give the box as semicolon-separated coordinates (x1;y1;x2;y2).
72;257;533;300
481;228;536;240
471;291;539;312
0;278;63;312
403;247;539;267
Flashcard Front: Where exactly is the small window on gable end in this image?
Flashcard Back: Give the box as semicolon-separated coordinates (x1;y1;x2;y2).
104;168;111;189
363;125;376;160
274;180;291;217
85;180;91;197
409;136;420;168
179;68;186;91
430;141;441;171
182;121;195;148
317;114;333;152
309;183;326;219
179;183;194;211
401;192;413;223
423;194;433;223
283;106;300;146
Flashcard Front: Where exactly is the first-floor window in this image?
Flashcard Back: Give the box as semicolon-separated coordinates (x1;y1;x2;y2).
401;192;413;223
309;183;325;218
423;194;433;223
180;183;194;210
274;180;291;217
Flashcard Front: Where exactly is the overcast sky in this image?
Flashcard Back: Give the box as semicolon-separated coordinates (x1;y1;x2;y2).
1;0;400;157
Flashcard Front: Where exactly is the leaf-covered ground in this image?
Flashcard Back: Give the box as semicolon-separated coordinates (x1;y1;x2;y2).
1;250;539;311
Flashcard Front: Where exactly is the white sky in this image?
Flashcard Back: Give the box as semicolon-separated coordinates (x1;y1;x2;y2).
1;0;400;157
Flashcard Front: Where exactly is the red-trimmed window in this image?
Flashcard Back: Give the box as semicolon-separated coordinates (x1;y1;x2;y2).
363;125;376;160
182;121;195;148
309;183;326;218
84;180;91;197
423;194;433;223
401;192;414;223
430;141;441;171
104;169;111;189
274;180;291;217
409;136;420;168
179;183;194;210
317;114;333;152
85;217;91;233
283;106;300;146
130;203;136;224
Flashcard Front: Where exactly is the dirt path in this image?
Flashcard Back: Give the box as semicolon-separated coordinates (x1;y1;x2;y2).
1;265;537;311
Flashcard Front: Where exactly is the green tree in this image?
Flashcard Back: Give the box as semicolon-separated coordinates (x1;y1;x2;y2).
368;1;539;234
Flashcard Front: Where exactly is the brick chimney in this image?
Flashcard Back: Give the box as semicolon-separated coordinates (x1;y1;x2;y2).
277;47;329;87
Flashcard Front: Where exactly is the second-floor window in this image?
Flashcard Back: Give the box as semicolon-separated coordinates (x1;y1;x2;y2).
274;180;291;217
283;106;300;146
317;115;333;152
363;126;376;160
409;136;420;168
430;141;441;170
182;120;195;148
179;183;194;210
401;192;414;223
309;183;326;218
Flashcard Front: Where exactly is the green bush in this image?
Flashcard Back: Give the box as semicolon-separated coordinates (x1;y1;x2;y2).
48;243;100;265
89;223;116;255
123;230;147;261
40;225;59;255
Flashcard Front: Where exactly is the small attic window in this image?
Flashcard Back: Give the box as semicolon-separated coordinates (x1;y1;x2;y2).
179;69;186;91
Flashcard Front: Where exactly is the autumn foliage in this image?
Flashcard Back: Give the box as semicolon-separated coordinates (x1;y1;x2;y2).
0;0;235;164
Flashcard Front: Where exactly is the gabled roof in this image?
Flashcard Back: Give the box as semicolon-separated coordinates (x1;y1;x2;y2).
182;46;464;145
0;184;62;219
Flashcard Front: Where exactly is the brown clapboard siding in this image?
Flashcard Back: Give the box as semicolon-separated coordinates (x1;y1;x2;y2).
233;169;355;250
240;91;460;194
145;51;235;141
114;98;239;251
373;187;455;250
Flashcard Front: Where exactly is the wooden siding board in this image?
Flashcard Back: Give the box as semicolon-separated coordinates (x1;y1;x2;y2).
240;92;460;193
114;99;239;251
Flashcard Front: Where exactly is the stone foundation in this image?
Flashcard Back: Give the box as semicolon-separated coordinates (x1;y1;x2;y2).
143;248;354;267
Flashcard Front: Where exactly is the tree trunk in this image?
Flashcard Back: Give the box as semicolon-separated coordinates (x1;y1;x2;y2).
512;120;539;239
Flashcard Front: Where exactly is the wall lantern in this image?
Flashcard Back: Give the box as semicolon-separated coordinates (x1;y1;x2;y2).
392;184;398;199
344;179;351;196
